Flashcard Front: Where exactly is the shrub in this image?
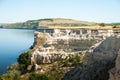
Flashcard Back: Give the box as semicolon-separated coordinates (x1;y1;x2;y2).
3;70;21;80
0;76;13;80
1;64;21;80
62;54;82;67
112;25;120;28
29;73;53;80
0;76;6;80
17;50;32;71
99;23;105;27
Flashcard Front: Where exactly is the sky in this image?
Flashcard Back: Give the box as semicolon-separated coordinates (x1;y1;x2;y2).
0;0;120;23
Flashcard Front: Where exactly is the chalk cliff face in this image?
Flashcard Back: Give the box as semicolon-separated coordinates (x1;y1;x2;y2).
29;29;120;80
30;29;120;66
30;31;96;64
62;36;120;80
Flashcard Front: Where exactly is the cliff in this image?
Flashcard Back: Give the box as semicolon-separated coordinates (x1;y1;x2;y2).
13;28;120;80
30;29;120;64
30;31;95;64
62;36;120;80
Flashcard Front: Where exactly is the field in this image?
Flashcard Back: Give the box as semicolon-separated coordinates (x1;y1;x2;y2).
48;26;117;30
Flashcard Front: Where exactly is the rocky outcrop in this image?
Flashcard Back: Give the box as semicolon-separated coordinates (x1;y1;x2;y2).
62;36;120;80
30;30;97;64
83;37;120;64
30;29;120;65
62;59;115;80
109;50;120;80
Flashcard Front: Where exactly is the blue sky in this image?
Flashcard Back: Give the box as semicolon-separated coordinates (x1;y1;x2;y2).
0;0;120;23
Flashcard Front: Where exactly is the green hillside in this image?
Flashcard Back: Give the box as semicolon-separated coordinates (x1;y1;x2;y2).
1;18;97;29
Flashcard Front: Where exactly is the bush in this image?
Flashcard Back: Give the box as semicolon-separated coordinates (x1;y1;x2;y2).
3;70;21;80
0;76;13;80
29;73;53;80
0;76;6;80
17;50;32;71
99;23;105;27
1;64;21;80
112;25;120;28
62;54;82;67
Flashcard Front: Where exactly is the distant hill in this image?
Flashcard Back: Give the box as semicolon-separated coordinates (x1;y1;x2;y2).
105;23;120;26
1;18;97;29
1;18;120;29
38;18;97;27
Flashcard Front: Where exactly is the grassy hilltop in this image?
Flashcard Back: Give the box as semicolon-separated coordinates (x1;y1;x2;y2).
1;18;120;29
1;18;96;29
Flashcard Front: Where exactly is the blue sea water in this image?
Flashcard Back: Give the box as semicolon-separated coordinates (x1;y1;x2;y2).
0;29;34;75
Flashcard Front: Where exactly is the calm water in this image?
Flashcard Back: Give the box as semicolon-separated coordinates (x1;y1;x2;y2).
0;29;35;75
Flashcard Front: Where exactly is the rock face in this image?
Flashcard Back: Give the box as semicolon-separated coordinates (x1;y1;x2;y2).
109;50;120;80
30;30;98;64
84;37;120;64
62;36;120;80
62;59;115;80
30;29;120;64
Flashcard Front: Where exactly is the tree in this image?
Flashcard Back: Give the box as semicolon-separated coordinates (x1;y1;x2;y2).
99;23;105;27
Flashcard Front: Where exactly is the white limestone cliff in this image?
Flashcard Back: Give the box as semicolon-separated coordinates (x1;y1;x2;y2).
31;29;120;65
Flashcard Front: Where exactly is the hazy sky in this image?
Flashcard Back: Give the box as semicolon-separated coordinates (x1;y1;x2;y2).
0;0;120;23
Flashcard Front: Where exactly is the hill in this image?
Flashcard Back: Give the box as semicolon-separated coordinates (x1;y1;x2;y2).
106;23;120;26
38;18;97;27
1;18;97;29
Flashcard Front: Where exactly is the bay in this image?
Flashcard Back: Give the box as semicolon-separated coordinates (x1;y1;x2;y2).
0;29;34;75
